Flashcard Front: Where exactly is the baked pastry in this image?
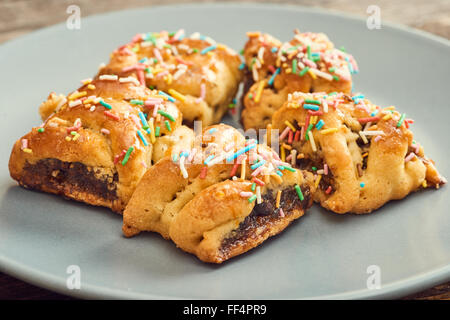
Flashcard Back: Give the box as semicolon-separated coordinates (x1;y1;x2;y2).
98;30;243;126
241;30;358;130
123;124;315;263
270;91;446;214
9;76;192;213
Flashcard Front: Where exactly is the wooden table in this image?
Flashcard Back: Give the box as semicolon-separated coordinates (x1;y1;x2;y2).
0;0;449;300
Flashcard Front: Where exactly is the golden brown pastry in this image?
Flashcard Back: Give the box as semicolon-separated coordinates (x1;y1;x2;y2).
270;91;446;214
9;77;191;213
98;30;243;126
123;124;315;263
241;30;358;130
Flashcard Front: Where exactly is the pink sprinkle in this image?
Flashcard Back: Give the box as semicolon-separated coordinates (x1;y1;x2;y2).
141;161;148;168
145;98;164;106
196;83;206;103
188;148;197;163
252;177;265;186
137;69;145;85
405;153;416;163
157;70;169;78
152;104;160;117
279;208;285;217
224;142;235;152
279;127;291;141
101;128;110;135
413;143;420;154
130;114;142;129
303;58;317;69
374;135;382;143
153;48;163;62
286;154;292;162
251;166;264;177
324;164;328;175
240;192;253;198
199;166;208;179
21;139;28;150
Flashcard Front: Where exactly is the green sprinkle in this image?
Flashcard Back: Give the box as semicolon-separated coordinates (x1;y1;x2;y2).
284;166;296;172
157;110;176;122
155;126;160;137
339;46;346;52
328;92;338;96
248;195;257;203
239;49;244;55
295;185;304;201
122;147;134;166
299;67;310;76
37;128;45;133
251;183;256;191
70;131;77;136
145;68;151;74
305;124;314;141
397;113;406;128
228;103;236;109
165;120;172;132
307;45;311;60
292;59;297;73
248;93;253;99
193;48;199;53
148;85;155;90
305;99;321;105
312;166;317;171
131;46;139;52
328;67;336;73
100;100;112;110
130;99;143;105
332;75;340;81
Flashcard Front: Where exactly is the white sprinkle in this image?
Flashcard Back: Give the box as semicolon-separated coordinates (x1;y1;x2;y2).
308;131;317;152
361;130;385;136
180;156;188;179
309;68;333;81
119;76;140;86
69;100;81;108
256;186;262;204
99;74;118;81
359;131;369;144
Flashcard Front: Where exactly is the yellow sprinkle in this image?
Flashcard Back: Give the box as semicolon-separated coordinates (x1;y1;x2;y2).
384;106;396;110
216;44;226;50
23;148;32;154
284;120;296;132
87;84;96;90
207;51;213;57
276;57;281;68
383;113;392;121
282;143;292;150
308;131;317;152
297;153;305;159
276;190;282;208
321;128;338;135
82;79;92;85
165;73;173;85
240;157;246;181
266;124;272;147
83;98;94;104
362;152;369;158
315;174;322;188
422;180;428;188
254;80;266;103
286;102;300;109
65;136;72;142
152;68;165;75
168;89;186;102
282;63;288;68
308;69;317;79
310;116;318;125
271;173;283;184
285;68;292;74
72;133;80;141
281;145;286;162
68;91;87;100
149;118;156;144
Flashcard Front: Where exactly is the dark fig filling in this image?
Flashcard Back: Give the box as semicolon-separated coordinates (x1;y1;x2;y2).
219;185;312;257
22;158;118;201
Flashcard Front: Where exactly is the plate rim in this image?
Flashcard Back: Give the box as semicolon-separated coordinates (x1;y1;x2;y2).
0;1;449;300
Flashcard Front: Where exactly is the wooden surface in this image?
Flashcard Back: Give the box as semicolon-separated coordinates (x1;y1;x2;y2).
0;0;449;300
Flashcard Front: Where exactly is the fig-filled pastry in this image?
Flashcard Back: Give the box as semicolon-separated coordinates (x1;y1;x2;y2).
241;30;358;131
98;30;243;126
269;91;446;214
123;124;316;263
9;77;193;213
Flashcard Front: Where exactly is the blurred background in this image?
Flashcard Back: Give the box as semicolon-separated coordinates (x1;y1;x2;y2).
0;0;449;44
0;0;449;300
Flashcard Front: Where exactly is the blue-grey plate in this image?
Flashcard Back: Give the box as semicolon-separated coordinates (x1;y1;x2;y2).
0;3;449;299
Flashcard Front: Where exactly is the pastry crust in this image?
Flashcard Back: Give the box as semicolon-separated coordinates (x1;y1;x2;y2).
9;77;189;213
241;31;357;131
271;91;446;214
123;124;315;263
98;30;243;126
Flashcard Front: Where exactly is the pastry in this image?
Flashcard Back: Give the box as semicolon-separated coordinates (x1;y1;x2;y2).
123;124;315;263
98;30;243;126
241;30;358;130
270;91;446;214
9;76;192;213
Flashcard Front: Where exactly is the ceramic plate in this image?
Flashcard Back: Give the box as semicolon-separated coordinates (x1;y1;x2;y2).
0;3;449;299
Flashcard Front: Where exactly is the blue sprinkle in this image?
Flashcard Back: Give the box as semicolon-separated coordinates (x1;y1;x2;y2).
139;112;149;129
208;128;218;135
276;170;283;177
180;151;189;158
172;154;178;162
303;104;320;111
271;47;278;53
278;165;285;171
268;68;281;86
137;130;148;146
251;160;266;170
201;45;217;55
227;144;257;162
360;182;365;188
204;154;215;165
315;119;325;130
158;90;176;102
370;109;379;117
238;62;246;70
